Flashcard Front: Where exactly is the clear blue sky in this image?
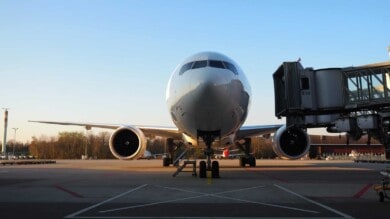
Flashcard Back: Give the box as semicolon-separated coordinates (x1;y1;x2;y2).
1;0;389;143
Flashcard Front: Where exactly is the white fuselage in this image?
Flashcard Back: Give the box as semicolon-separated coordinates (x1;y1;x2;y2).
166;52;251;144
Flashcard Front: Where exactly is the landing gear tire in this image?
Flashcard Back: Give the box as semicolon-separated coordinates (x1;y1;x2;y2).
239;157;247;167
163;157;172;167
199;161;207;178
211;161;220;178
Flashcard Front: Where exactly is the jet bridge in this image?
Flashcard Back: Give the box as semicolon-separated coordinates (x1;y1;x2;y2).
273;61;390;158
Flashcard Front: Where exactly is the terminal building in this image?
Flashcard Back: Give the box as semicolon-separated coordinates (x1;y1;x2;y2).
273;60;390;159
309;134;384;158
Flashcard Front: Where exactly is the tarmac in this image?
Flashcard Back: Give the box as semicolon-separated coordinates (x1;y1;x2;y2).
0;159;389;219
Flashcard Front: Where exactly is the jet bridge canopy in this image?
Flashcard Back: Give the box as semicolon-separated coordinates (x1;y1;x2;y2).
344;62;390;109
274;61;390;123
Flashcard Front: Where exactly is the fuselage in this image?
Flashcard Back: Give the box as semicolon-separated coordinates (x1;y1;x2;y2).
166;52;251;144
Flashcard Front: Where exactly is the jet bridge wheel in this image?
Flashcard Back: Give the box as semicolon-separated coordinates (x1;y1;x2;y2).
199;161;207;178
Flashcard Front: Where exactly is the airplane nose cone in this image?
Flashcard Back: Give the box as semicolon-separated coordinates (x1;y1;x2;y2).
190;70;229;106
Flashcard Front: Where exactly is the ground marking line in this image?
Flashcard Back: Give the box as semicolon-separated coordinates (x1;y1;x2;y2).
274;184;354;219
101;184;317;214
353;183;373;199
99;194;208;213
64;184;148;219
100;185;266;213
54;185;84;198
158;184;266;195
211;194;319;214
214;185;266;195
160;184;317;212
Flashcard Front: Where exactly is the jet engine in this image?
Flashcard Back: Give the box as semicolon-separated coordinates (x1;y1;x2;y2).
109;126;147;160
272;125;310;159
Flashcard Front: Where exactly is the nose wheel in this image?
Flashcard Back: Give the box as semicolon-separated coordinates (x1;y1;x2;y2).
211;160;220;178
199;160;220;178
199;161;206;178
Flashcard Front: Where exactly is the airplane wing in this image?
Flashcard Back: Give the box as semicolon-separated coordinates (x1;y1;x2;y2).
235;125;282;139
28;120;182;139
29;121;281;140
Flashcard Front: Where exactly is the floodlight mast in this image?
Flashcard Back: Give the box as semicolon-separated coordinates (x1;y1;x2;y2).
2;108;9;155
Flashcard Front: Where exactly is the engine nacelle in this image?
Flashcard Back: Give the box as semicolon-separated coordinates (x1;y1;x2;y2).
109;126;147;160
272;125;310;159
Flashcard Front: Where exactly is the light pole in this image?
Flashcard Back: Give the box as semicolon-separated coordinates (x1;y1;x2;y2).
12;128;18;158
2;108;9;156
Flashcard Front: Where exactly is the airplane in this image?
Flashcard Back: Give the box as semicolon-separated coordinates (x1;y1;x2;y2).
214;147;243;159
30;52;311;178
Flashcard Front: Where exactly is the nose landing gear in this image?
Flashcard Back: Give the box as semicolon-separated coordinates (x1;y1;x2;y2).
198;131;220;178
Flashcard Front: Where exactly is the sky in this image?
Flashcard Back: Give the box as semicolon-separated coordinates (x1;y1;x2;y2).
1;0;390;143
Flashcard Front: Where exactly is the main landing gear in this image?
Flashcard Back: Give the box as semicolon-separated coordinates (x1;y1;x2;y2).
198;132;220;179
163;138;183;167
236;138;256;167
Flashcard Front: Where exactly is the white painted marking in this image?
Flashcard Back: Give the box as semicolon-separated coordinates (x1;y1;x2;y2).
162;185;318;213
67;184;349;218
274;184;354;219
99;194;208;213
211;194;319;214
160;185;266;195
64;184;147;219
101;185;318;214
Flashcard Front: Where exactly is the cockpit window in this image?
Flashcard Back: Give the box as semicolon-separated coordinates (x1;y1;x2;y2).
179;62;193;75
209;60;225;69
223;61;238;75
192;60;207;69
179;60;239;75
